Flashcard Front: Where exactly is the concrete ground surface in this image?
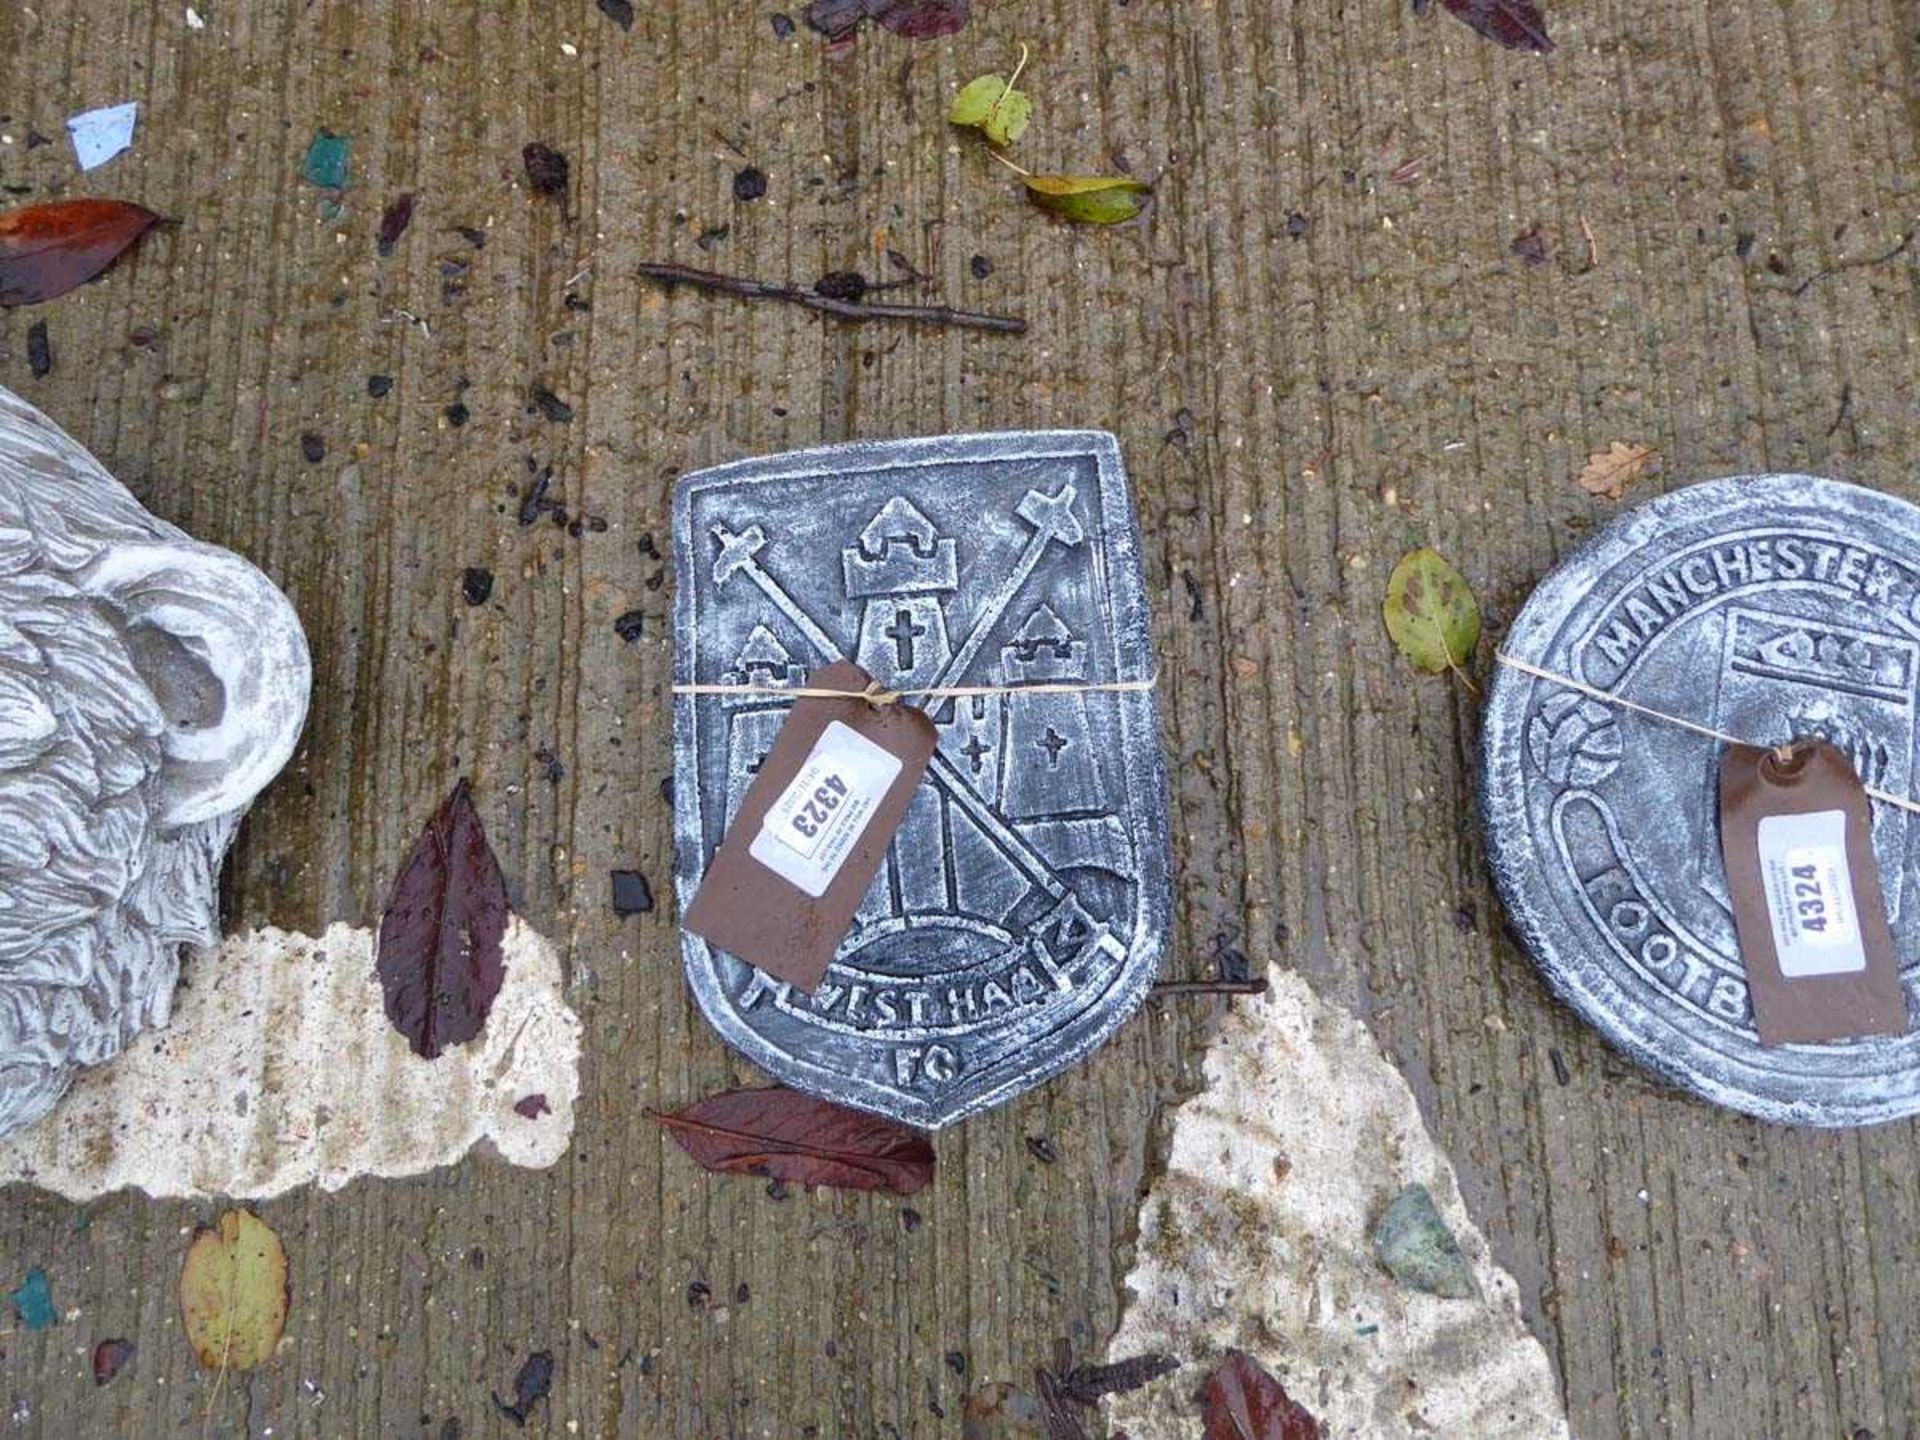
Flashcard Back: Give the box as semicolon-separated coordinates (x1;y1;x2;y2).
1;0;1917;1435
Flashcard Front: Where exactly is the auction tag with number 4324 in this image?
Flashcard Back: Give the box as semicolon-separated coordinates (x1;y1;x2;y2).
1719;738;1910;1046
1757;809;1862;978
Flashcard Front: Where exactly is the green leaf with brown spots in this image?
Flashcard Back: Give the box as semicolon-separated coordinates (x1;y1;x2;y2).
1023;174;1151;225
1383;548;1480;676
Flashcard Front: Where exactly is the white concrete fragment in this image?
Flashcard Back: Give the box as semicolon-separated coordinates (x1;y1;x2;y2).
0;918;580;1200
1107;967;1569;1439
66;102;138;171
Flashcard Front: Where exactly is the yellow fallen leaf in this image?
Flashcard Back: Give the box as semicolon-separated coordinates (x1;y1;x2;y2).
1577;441;1660;501
179;1209;289;1373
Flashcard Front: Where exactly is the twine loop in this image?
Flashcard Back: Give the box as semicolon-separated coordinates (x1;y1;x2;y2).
1496;652;1920;815
672;674;1159;708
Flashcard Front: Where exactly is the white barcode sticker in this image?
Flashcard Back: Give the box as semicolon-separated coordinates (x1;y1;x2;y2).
1757;809;1866;978
750;720;903;898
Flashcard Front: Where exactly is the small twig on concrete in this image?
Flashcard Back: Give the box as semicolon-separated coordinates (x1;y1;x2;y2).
1147;978;1270;999
1792;230;1914;297
1826;381;1854;440
1579;215;1598;272
638;262;1026;334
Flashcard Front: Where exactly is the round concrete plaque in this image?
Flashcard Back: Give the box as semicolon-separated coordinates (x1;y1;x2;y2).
1483;474;1920;1126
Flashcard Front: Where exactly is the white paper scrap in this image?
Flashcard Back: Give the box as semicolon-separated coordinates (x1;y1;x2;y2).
67;102;138;171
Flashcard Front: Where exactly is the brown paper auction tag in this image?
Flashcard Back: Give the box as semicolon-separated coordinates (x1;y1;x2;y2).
683;660;936;993
1719;739;1910;1046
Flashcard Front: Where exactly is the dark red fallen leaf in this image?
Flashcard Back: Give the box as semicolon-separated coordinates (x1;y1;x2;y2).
1200;1351;1321;1440
652;1086;934;1195
513;1093;550;1119
376;779;509;1059
0;199;160;307
92;1338;135;1385
803;0;970;41
1035;1367;1092;1439
1440;0;1554;53
377;192;415;256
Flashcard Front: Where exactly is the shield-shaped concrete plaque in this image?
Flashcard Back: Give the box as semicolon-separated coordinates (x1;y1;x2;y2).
673;433;1171;1128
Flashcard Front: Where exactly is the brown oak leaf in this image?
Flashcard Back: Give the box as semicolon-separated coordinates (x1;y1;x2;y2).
1576;441;1660;501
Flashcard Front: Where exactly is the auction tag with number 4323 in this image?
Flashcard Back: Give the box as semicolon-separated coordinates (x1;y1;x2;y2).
682;660;936;994
751;721;903;898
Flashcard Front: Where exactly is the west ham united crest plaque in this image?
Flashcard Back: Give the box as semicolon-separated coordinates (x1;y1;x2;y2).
1484;474;1920;1126
672;433;1171;1128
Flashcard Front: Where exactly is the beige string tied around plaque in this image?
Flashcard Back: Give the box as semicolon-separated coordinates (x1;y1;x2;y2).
673;675;1159;707
1495;652;1920;817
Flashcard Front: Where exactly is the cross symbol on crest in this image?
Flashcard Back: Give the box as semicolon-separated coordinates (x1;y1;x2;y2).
885;608;928;671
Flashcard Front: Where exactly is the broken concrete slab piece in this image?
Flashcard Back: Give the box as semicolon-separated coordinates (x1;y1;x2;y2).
1106;965;1568;1439
0;919;581;1200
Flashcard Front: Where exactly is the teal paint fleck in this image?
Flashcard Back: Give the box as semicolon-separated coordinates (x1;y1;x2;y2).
301;130;351;189
11;1269;55;1330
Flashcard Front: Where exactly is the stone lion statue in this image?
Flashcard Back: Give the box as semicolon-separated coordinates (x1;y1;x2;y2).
0;384;310;1138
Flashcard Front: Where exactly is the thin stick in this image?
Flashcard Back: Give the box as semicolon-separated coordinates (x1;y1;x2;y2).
639;263;1026;334
989;148;1034;179
1148;978;1269;999
1792;230;1914;297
